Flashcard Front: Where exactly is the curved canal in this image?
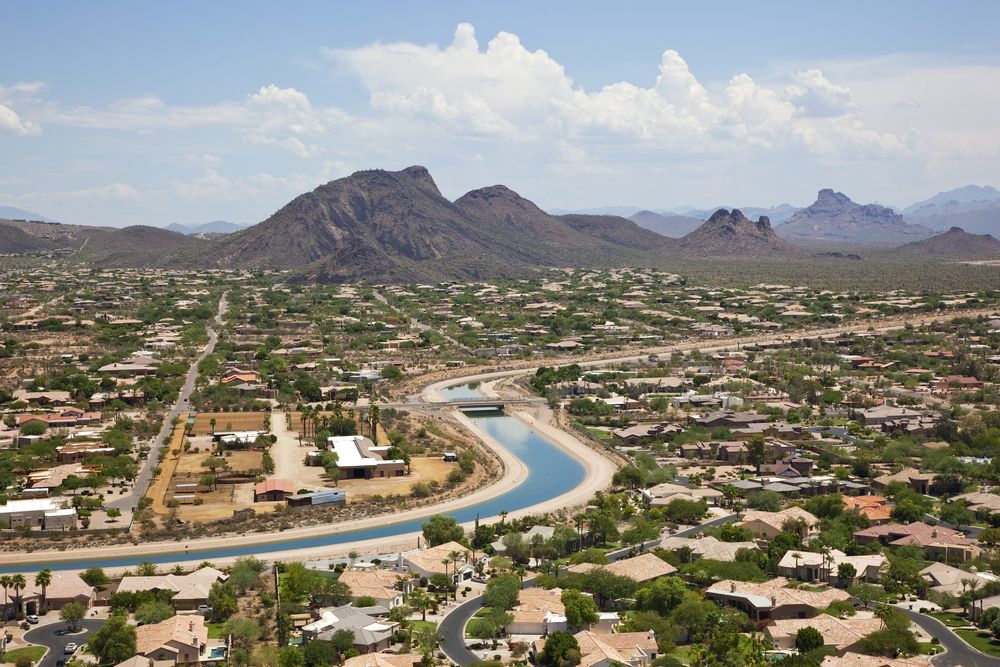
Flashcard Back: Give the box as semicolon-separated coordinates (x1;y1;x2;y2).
4;384;584;571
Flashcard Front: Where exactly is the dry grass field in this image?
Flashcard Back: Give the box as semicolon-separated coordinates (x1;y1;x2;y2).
191;411;269;435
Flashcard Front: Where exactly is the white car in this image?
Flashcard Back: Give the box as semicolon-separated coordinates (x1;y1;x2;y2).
26;614;39;624
64;643;78;654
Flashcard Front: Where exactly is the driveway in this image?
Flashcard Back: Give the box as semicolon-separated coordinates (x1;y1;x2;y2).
23;618;105;667
898;607;1000;667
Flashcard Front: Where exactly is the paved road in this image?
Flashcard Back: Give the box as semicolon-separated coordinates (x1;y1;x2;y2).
898;607;1000;667
108;292;228;512
23;618;105;667
674;512;737;537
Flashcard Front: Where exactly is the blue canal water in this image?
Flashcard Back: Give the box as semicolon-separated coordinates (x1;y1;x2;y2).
3;384;583;571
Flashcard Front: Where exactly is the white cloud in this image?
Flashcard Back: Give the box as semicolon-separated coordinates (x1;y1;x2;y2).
327;23;902;163
0;103;40;136
3;181;141;204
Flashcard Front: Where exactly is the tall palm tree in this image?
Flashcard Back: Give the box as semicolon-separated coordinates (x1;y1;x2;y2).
368;404;380;444
10;574;26;617
968;577;981;619
0;575;11;621
448;551;463;600
35;569;52;612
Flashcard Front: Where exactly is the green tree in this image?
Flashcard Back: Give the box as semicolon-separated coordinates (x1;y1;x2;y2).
59;601;86;631
34;569;52;610
135;600;175;625
224;616;262;653
561;589;599;629
421;514;464;547
795;626;824;653
482;574;520;611
539;631;581;667
634;576;688;616
80;567;109;586
90;614;137;665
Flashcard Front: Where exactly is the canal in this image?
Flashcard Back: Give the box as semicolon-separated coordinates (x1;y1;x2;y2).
3;384;584;571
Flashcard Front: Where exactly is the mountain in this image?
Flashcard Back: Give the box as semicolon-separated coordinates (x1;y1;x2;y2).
672;204;801;225
628;210;703;237
0;219;203;262
547;205;642;217
895;226;1000;258
77;226;205;266
165;220;245;235
776;189;934;244
676;209;799;258
0;220;54;253
0;206;58;223
208;166;669;282
902;185;1000;235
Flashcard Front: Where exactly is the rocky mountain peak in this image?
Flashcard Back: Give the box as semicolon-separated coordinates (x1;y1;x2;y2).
399;165;442;197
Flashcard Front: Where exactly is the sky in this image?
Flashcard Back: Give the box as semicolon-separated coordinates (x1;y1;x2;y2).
2;1;1000;227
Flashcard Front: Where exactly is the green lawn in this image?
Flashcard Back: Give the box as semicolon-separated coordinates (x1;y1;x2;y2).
584;427;612;442
930;611;971;627
917;642;944;655
206;621;227;639
3;645;48;663
410;620;438;634
663;645;695;665
955;629;1000;657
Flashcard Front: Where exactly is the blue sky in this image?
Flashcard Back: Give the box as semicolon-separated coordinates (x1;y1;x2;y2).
2;1;1000;226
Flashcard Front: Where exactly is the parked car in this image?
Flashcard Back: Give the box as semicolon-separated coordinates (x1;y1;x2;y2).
64;643;78;654
197;605;212;614
26;614;39;624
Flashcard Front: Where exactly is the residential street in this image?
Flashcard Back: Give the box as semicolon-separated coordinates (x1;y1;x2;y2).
108;292;228;512
899;607;1000;667
23;618;105;667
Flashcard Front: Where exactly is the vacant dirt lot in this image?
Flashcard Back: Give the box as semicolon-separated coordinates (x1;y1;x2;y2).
191;412;269;435
336;456;455;498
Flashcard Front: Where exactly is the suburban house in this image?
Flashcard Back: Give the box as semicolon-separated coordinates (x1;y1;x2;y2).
338;569;407;608
508;587;569;636
641;482;722;507
0;497;77;530
842;496;892;524
857;405;926;426
736;507;820;540
115;567;228;611
777;549;887;583
396;541;473;584
871;468;936;494
327;436;405;479
254;479;296;502
853;522;981;562
1;571;94;619
920;562;996;596
531;630;659;667
568;553;677;584
302;605;398;653
951;491;1000;518
135;614;209;664
705;577;850;621
341;654;424;667
765;615;882;653
819;653;931;667
659;535;760;563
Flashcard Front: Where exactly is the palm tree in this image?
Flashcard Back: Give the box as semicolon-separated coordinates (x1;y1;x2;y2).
10;573;26;617
0;575;11;621
448;551;463;600
368;404;380;444
791;552;802;579
209;417;216;435
35;569;52;612
968;577;981;619
500;510;509;527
